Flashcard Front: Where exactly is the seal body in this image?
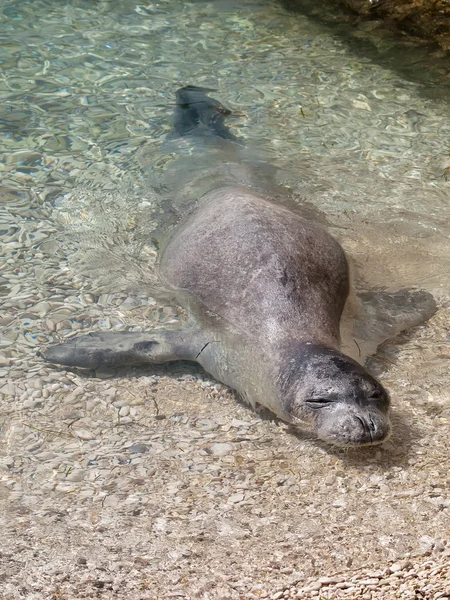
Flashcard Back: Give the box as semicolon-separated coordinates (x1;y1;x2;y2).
44;184;391;446
42;86;405;446
159;185;391;445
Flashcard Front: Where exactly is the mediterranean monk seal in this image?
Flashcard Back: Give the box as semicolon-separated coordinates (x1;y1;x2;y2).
42;86;436;447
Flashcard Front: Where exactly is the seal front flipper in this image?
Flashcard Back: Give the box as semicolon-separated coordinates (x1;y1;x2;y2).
340;288;437;364
41;328;209;369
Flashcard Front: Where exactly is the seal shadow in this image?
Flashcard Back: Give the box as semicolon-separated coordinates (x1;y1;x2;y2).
286;408;421;470
366;323;430;377
51;350;420;468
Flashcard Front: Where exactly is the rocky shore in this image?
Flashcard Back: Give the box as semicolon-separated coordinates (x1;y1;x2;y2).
283;0;450;54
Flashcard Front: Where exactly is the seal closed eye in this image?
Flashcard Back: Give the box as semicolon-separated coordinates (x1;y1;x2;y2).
42;86;436;447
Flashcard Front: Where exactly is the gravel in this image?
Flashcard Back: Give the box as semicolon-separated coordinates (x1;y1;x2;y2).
269;558;450;598
2;295;450;599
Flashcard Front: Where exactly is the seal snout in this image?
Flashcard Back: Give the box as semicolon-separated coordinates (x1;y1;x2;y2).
314;406;391;447
351;412;391;446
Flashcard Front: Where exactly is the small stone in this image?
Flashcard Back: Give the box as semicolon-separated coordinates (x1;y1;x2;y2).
135;556;151;567
74;429;95;441
30;301;50;315
30;378;44;389
228;493;244;503
231;419;251;428
308;582;323;591
195;418;219;431
0;383;16;396
44;319;56;331
369;475;383;487
102;494;120;507
119;406;130;417
128;444;149;454
210;443;233;457
388;563;404;574
98;317;111;330
66;470;85;482
0;354;10;367
324;475;336;486
335;582;352;589
396;490;421;498
318;577;344;585
333;497;347;508
419;536;436;555
76;557;87;565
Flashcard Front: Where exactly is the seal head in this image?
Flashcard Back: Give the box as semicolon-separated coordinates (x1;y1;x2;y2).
280;343;391;446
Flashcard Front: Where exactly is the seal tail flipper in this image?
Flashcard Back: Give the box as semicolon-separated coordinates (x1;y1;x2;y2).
40;328;208;369
340;288;437;364
170;85;242;144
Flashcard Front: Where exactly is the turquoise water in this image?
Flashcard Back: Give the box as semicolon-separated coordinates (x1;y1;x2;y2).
1;0;450;366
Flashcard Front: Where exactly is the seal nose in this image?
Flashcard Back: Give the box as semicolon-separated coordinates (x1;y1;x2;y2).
354;414;389;445
315;407;391;446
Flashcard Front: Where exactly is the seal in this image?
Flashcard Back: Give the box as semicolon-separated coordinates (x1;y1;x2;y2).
42;87;436;447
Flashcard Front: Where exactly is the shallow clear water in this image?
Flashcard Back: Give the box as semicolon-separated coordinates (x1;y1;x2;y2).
1;0;449;294
1;0;449;378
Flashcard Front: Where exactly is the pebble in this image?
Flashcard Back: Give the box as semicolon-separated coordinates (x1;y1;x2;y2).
65;387;85;403
209;443;234;457
231;419;251;428
23;398;42;409
308;583;322;591
74;429;95;441
228;493;244;503
196;418;219;431
396;490;421;498
103;494;120;507
0;383;17;396
318;577;344;585
29;301;50;315
66;470;85;482
420;536;437;555
44;319;56;331
128;444;149;454
335;582;352;589
0;354;11;366
98;317;111;330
